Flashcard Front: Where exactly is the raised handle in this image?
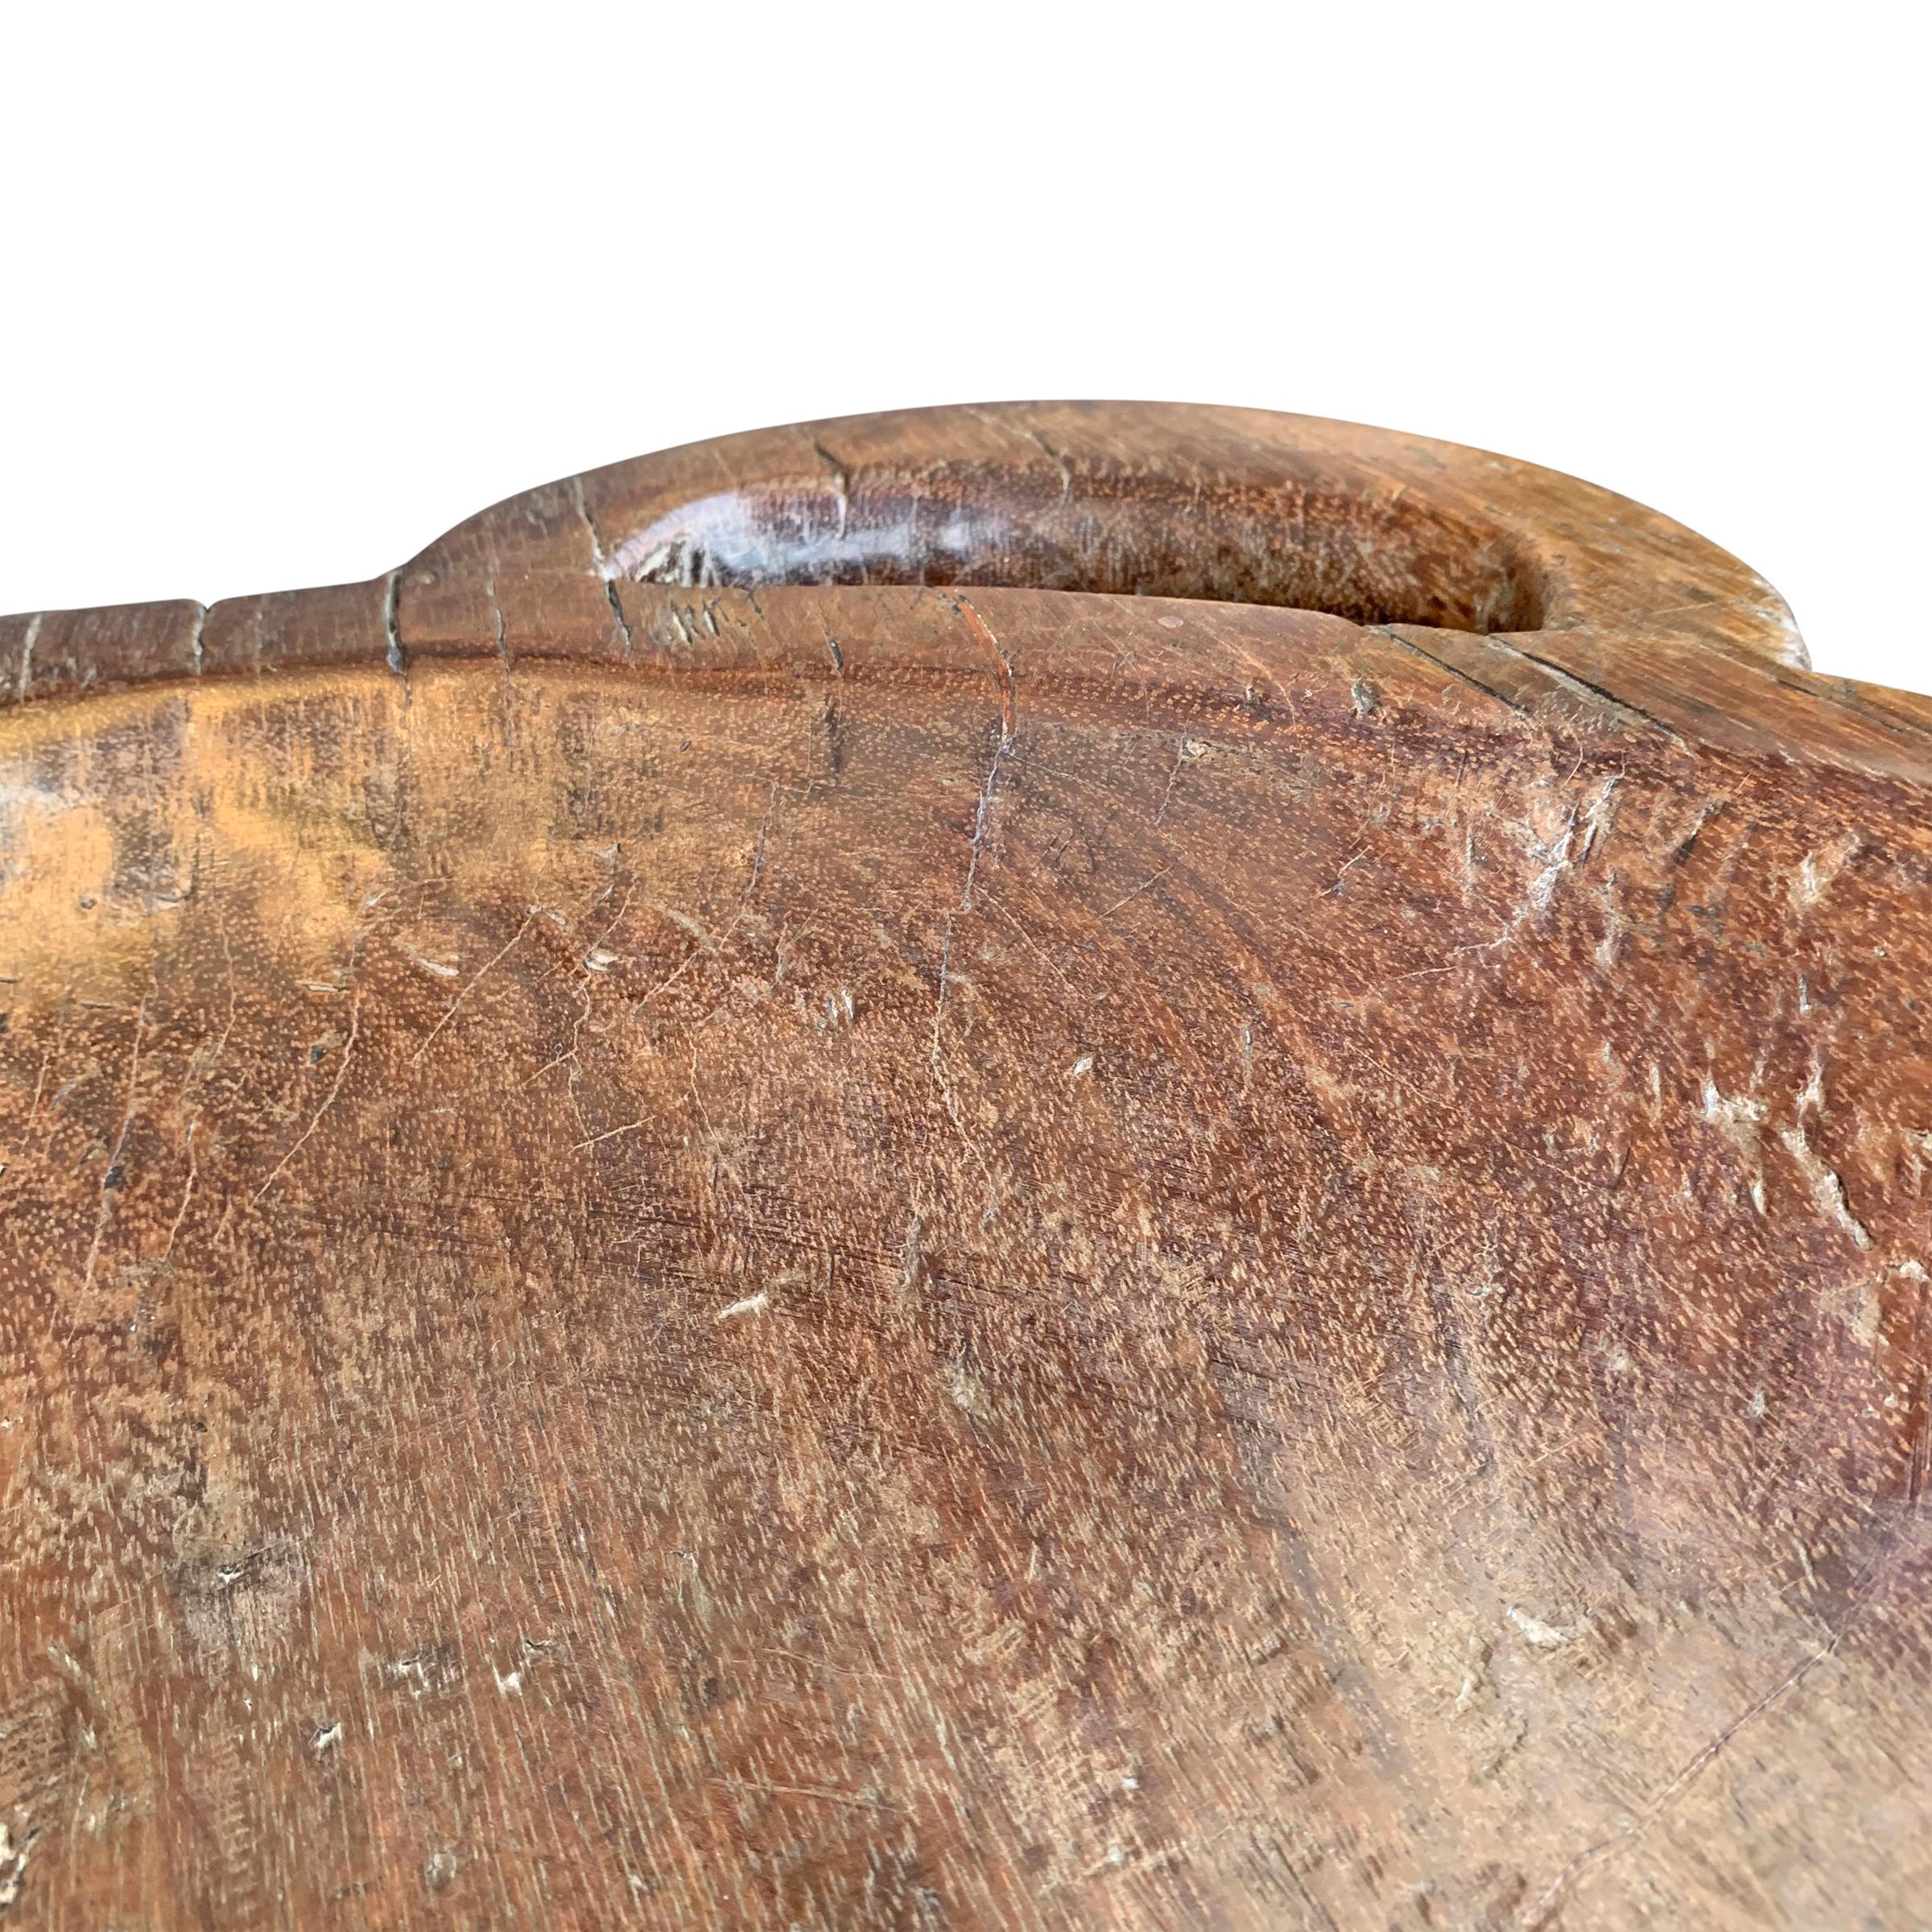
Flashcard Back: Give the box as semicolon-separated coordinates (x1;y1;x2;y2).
2;403;1807;708
572;402;1802;655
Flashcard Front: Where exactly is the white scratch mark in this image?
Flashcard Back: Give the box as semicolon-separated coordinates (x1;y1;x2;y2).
1789;830;1860;910
1779;1122;1872;1249
1699;1078;1769;1215
411;910;535;1066
1508;1606;1574;1648
0;1819;30;1909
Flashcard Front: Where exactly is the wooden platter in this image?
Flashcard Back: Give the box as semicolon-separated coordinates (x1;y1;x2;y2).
2;403;1929;1928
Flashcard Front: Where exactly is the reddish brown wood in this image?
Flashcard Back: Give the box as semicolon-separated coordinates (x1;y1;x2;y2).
2;403;1929;1928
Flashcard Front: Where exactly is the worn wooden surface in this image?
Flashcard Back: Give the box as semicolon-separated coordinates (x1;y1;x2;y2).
2;402;1930;1928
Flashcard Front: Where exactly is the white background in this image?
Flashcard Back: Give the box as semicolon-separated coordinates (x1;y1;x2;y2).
2;2;1924;694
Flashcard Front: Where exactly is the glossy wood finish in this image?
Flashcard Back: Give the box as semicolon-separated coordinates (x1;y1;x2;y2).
2;403;1929;1929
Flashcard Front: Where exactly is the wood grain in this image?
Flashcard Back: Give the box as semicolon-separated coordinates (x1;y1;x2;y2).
2;403;1928;1928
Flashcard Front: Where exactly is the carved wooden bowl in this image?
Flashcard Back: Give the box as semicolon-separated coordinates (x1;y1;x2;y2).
2;404;1928;1927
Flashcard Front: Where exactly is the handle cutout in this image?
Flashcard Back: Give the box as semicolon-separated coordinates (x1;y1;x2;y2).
605;464;1545;634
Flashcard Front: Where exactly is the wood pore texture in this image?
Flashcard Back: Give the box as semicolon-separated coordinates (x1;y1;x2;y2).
2;403;1930;1930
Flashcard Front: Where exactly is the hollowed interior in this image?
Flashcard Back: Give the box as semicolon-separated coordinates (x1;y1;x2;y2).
608;464;1544;633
